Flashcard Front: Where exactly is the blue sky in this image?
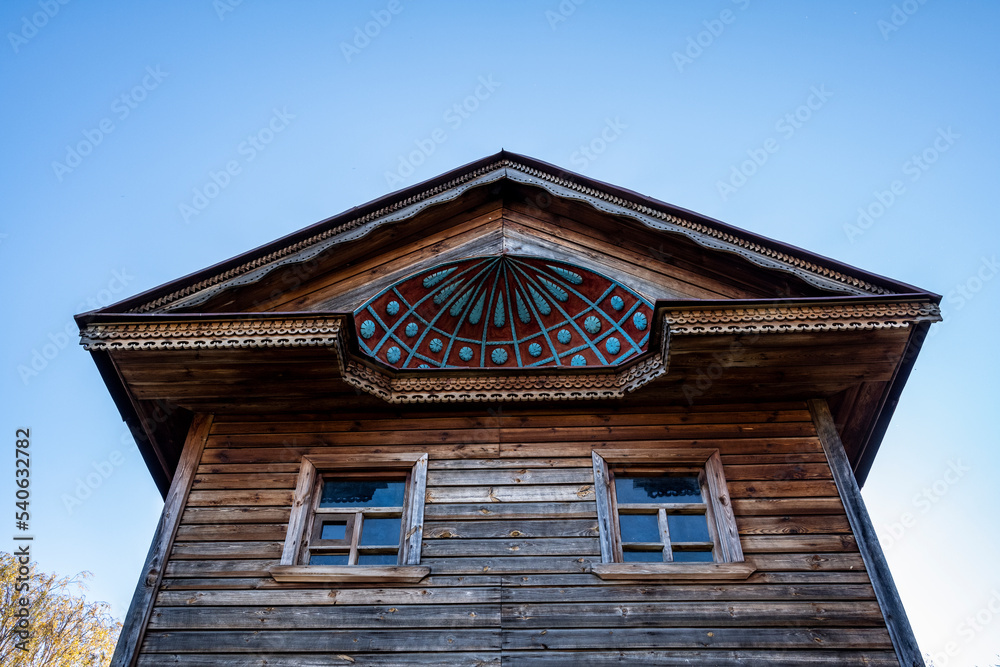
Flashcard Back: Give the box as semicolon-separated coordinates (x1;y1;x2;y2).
1;1;998;664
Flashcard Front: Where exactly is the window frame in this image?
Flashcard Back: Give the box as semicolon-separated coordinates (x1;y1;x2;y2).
591;449;754;580
270;452;429;583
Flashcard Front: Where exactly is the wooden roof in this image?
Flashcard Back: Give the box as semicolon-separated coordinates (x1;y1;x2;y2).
76;151;940;496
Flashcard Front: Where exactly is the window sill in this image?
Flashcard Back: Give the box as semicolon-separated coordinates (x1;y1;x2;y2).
269;565;430;584
590;562;756;581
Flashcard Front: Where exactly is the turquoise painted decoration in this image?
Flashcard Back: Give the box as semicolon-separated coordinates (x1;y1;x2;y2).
433;280;461;305
538;276;568;302
528;285;551;315
469;292;486;325
606;337;621;354
449;289;471;317
493;295;505;328
515;292;531;324
548;265;583;284
354;256;653;369
422;267;456;288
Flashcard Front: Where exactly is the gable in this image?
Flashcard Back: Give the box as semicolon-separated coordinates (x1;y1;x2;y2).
103;153;916;318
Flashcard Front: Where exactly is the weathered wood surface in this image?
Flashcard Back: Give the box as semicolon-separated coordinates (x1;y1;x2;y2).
138;402;898;665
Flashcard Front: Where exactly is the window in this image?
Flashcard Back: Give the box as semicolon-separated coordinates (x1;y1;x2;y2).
270;453;429;583
591;449;753;580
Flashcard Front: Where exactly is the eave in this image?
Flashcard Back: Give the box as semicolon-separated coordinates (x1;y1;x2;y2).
77;295;940;495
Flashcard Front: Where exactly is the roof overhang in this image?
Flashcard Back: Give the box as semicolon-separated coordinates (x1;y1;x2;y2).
77;295;939;494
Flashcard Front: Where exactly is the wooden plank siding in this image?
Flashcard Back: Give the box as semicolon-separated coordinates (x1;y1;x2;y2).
137;402;899;666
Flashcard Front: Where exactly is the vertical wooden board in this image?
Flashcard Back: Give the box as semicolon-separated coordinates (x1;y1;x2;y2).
809;398;923;667
279;457;316;565
405;454;428;564
112;413;214;667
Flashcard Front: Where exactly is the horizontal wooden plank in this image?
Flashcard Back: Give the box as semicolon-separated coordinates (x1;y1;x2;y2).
501;649;899;666
502;600;885;628
171;541;281;559
501;627;893;650
137;653;501;666
156;586;499;607
425;484;595;504
423;502;597;520
175;524;288;542
186;490;293;507
181;507;291;524
422;538;600;558
502;582;876;603
143;629;501;653
737;515;852;535
732;498;845;516
424;519;599;539
420;557;596;575
149;604;499;630
426;468;593;486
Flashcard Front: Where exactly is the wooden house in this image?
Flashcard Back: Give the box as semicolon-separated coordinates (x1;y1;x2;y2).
78;151;939;666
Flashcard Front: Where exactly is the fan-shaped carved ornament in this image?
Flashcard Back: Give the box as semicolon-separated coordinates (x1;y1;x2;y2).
354;256;654;369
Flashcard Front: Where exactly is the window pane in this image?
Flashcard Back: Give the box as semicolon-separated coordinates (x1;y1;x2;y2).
309;553;349;565
319;520;348;541
320;480;405;507
618;513;660;543
672;550;714;563
615;476;702;504
360;517;401;546
622;550;664;562
667;514;711;542
358;553;399;565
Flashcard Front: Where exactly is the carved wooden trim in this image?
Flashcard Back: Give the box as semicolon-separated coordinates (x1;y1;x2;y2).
124;158;901;314
110;413;213;667
80;300;937;404
662;301;941;336
808;398;925;667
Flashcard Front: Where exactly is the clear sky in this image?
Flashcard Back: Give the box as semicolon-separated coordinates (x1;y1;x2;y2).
1;1;998;664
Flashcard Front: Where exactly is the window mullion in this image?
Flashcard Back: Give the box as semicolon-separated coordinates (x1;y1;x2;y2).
658;507;673;563
349;511;363;565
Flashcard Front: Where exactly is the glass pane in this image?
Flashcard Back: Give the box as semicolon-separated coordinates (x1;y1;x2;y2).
319;520;347;540
615;476;702;504
309;553;349;565
358;552;399;565
667;514;711;542
360;517;401;546
672;550;714;563
320;480;405;507
622;550;664;562
618;513;660;543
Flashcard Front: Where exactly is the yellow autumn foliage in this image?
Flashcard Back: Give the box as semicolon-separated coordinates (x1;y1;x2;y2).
0;552;120;666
